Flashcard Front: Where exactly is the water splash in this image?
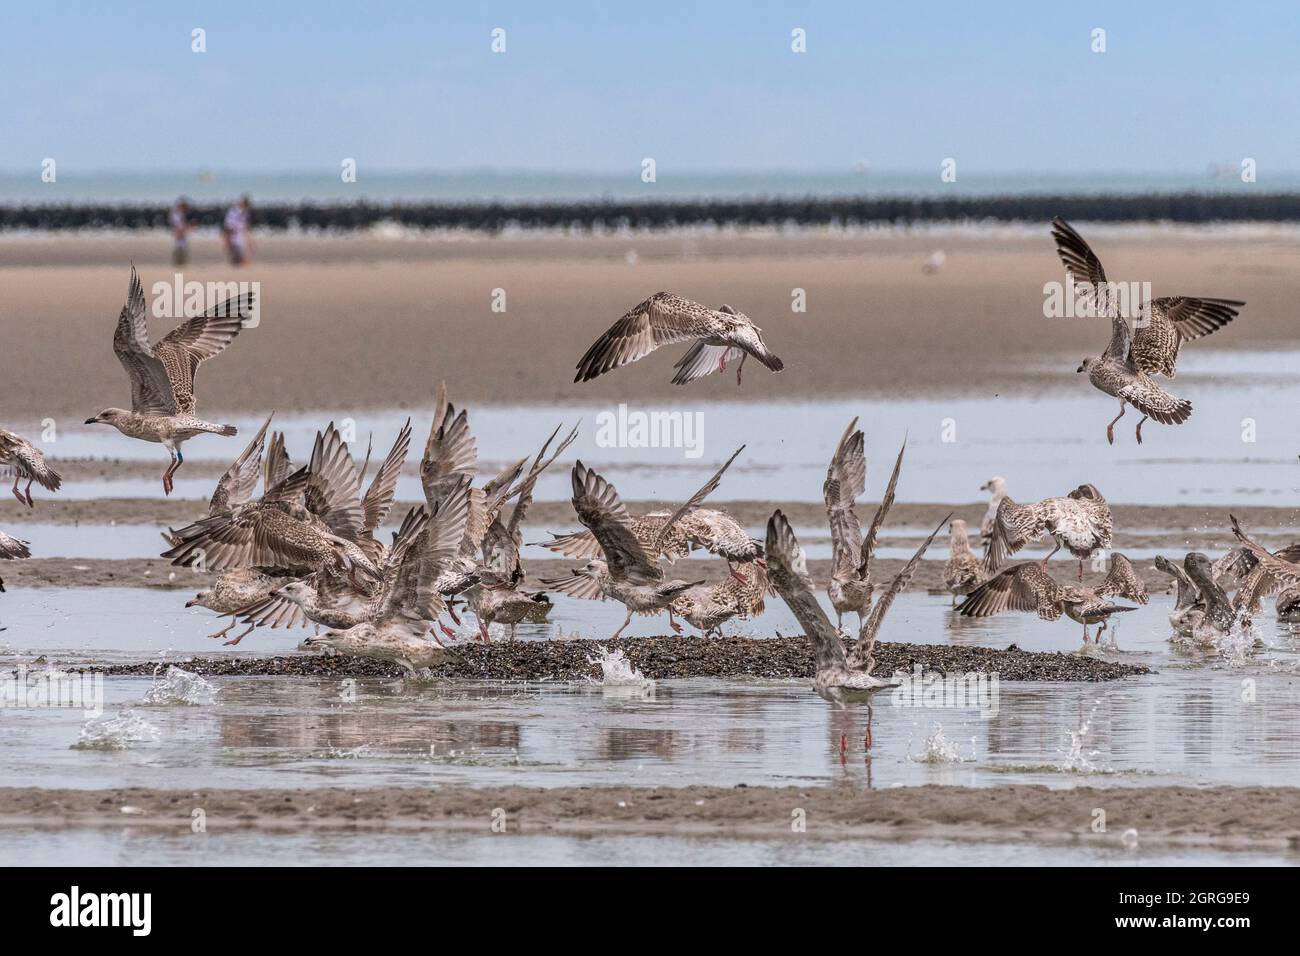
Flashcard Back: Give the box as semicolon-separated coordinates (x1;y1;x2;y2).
72;709;160;751
141;666;216;706
908;723;972;764
1057;706;1105;773
586;646;655;690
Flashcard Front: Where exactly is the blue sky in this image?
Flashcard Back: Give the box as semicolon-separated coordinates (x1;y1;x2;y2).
1;1;1297;174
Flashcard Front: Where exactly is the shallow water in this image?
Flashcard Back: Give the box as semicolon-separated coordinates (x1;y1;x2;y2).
37;348;1300;505
3;591;1300;796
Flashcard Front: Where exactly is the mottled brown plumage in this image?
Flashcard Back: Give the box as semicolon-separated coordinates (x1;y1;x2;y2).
575;292;783;386
0;427;62;507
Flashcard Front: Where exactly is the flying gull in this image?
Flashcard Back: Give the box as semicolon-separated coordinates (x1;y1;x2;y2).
574;292;783;386
85;266;254;493
0;427;62;507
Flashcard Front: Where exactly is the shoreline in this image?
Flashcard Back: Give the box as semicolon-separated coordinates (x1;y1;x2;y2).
0;783;1295;853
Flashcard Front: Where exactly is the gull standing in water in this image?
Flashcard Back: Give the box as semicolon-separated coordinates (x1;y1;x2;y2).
943;519;985;605
978;477;1009;549
1052;218;1241;444
574;292;784;386
85;266;255;494
823;419;905;632
765;509;948;704
0;427;62;507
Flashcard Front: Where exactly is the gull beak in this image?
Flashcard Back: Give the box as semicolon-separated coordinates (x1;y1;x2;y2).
184;599;195;608
84;417;99;425
1075;364;1085;373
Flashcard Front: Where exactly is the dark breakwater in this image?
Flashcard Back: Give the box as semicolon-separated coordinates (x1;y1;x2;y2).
6;192;1300;232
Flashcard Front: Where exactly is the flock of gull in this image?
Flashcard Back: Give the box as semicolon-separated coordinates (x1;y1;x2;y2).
0;217;1285;702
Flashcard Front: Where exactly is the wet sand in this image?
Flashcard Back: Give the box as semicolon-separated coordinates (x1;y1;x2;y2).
1;783;1296;852
2;229;1298;420
81;636;1149;682
0;552;1247;597
4;495;1296;596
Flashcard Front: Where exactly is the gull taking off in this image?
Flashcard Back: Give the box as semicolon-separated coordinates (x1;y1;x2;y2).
574;292;784;386
766;509;948;704
85;266;255;493
1052;218;1242;444
0;427;62;507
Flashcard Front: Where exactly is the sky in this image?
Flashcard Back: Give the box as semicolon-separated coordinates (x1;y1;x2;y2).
1;1;1297;176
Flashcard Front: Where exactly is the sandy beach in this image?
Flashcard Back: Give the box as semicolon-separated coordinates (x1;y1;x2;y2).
3;229;1299;420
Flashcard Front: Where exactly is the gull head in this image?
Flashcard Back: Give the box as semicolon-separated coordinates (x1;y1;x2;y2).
1076;358;1093;373
301;623;376;656
85;408;130;427
979;476;1006;494
275;580;316;606
184;589;212;609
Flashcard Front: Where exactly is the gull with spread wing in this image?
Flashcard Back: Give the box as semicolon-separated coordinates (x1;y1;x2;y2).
540;450;747;638
575;292;783;386
823;419;905;632
0;427;62;507
766;509;948;704
959;553;1148;644
1053;218;1240;444
85;266;255;493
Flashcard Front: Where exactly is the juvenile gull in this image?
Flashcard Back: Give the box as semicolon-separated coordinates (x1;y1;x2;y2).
539;451;747;638
0;530;32;593
942;519;985;605
85;266;254;494
765;509;947;704
668;561;768;637
0;427;62;507
299;480;473;674
174;414;297;642
1052;219;1237;444
1053;217;1243;378
984;483;1113;580
574;292;783;386
978;477;1008;547
959;553;1148;644
1153;554;1205;639
823;418;905;632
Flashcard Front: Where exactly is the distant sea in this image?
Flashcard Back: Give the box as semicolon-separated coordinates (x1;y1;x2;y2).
1;169;1294;204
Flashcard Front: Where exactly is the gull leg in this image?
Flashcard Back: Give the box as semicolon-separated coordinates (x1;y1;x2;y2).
611;610;633;640
1077;558;1084;582
735;352;747;386
1135;415;1149;445
1106;401;1126;445
667;609;682;636
207;620;236;640
10;475;23;506
478;619;491;643
23;479;34;507
224;623;257;646
1038;542;1061;568
1096;619;1109;645
446;601;462;626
